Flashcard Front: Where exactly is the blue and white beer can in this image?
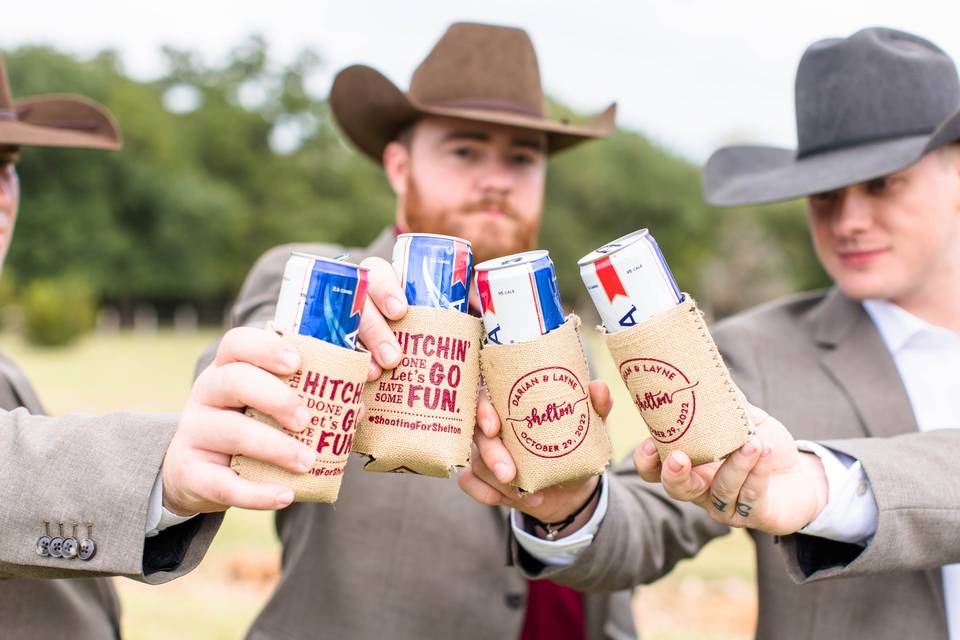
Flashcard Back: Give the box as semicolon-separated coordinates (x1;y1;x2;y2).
274;252;369;349
474;250;565;345
392;233;473;312
578;229;682;333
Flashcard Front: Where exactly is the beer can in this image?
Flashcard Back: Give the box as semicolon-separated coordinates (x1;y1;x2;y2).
274;252;369;349
578;229;682;333
392;233;473;312
474;250;565;345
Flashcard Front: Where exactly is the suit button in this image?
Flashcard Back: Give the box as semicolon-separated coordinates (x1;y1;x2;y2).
78;538;97;561
36;535;51;557
48;537;64;558
504;593;525;610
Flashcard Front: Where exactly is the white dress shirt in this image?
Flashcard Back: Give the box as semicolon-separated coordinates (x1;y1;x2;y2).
802;299;960;638
145;471;196;537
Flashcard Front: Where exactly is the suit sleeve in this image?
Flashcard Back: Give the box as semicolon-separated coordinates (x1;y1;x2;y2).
513;456;729;591
779;429;960;581
0;408;222;583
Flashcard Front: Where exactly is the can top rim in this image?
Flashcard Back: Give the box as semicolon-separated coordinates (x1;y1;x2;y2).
290;251;370;271
396;232;473;247
577;229;650;266
475;249;550;272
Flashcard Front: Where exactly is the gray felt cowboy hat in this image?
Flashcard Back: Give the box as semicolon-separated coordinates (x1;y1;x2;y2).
0;56;122;150
703;27;960;207
329;22;616;164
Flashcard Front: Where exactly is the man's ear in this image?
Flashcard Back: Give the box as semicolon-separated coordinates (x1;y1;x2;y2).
383;141;411;196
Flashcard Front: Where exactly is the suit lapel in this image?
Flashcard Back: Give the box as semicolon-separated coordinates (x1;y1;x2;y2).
0;352;44;413
812;289;918;438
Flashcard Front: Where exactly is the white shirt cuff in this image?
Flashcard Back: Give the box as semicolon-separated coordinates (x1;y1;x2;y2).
796;440;879;545
145;470;198;538
511;473;609;567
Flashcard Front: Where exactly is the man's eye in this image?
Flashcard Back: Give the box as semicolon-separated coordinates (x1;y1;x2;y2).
453;147;477;159
866;177;889;193
510;154;535;166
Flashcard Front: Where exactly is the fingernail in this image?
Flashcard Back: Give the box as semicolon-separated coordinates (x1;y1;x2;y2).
741;438;758;456
297;449;316;472
523;492;544;507
494;462;510;483
761;441;773;457
667;451;684;472
280;349;300;371
295;407;311;429
276;488;294;507
642;440;657;456
378;341;399;365
367;361;381;380
386;296;406;317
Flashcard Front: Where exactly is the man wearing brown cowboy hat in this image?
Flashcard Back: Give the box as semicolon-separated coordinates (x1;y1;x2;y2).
539;26;959;639
0;58;333;638
205;20;721;640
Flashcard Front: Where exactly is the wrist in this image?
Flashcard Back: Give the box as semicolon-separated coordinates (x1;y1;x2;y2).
525;476;602;541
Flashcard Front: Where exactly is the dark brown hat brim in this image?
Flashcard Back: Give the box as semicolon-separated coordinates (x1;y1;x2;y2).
703;106;960;207
0;95;122;150
330;64;615;164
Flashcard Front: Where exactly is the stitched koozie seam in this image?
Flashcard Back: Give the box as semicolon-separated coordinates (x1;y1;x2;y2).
687;302;751;433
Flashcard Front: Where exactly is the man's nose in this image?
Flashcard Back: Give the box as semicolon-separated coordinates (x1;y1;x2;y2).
477;157;514;193
832;189;874;236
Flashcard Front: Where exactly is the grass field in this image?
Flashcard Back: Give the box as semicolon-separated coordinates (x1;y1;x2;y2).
0;328;757;639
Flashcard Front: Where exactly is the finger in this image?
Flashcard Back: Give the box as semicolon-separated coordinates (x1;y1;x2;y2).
367;359;383;382
746;402;771;428
190;410;316;473
476;390;501;438
731;441;774;524
588;380;613;420
633;438;663;483
360;257;407;320
358;295;402;370
475;430;516;485
192;464;296;511
707;437;763;518
215;326;301;374
660;450;711;502
195;362;309;432
457;466;504;507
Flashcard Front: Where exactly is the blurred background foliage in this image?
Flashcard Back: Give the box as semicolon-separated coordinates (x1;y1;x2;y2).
1;38;829;344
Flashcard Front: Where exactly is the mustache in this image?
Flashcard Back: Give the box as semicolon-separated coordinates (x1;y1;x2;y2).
461;198;520;218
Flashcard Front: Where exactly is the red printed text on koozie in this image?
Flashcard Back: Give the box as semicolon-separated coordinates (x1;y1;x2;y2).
366;330;472;434
505;366;591;459
288;368;362;477
619;358;699;443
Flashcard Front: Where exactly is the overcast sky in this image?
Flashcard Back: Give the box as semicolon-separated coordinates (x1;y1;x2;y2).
4;1;960;162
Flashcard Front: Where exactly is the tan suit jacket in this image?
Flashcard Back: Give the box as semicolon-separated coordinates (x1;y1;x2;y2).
0;352;222;638
203;228;727;640
532;289;951;639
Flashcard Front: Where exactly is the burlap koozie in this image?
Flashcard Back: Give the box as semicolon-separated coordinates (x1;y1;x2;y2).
231;323;370;502
353;306;483;477
604;295;753;465
480;315;612;493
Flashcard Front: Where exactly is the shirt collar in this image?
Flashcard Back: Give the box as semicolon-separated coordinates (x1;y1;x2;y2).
862;298;956;353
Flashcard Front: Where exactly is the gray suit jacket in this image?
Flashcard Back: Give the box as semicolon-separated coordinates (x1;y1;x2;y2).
780;429;960;581
533;288;951;639
204;228;725;640
0;352;222;638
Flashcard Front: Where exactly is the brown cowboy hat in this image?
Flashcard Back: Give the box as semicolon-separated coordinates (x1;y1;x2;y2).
330;22;616;163
0;56;122;150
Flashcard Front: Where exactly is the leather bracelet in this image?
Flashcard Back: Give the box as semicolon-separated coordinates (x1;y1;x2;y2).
523;477;603;541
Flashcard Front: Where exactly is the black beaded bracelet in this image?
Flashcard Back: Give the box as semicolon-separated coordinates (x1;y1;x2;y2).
524;477;603;541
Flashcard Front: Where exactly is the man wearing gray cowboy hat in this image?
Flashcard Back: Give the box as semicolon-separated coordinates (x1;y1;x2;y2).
202;20;722;640
620;26;960;639
0;57;335;638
